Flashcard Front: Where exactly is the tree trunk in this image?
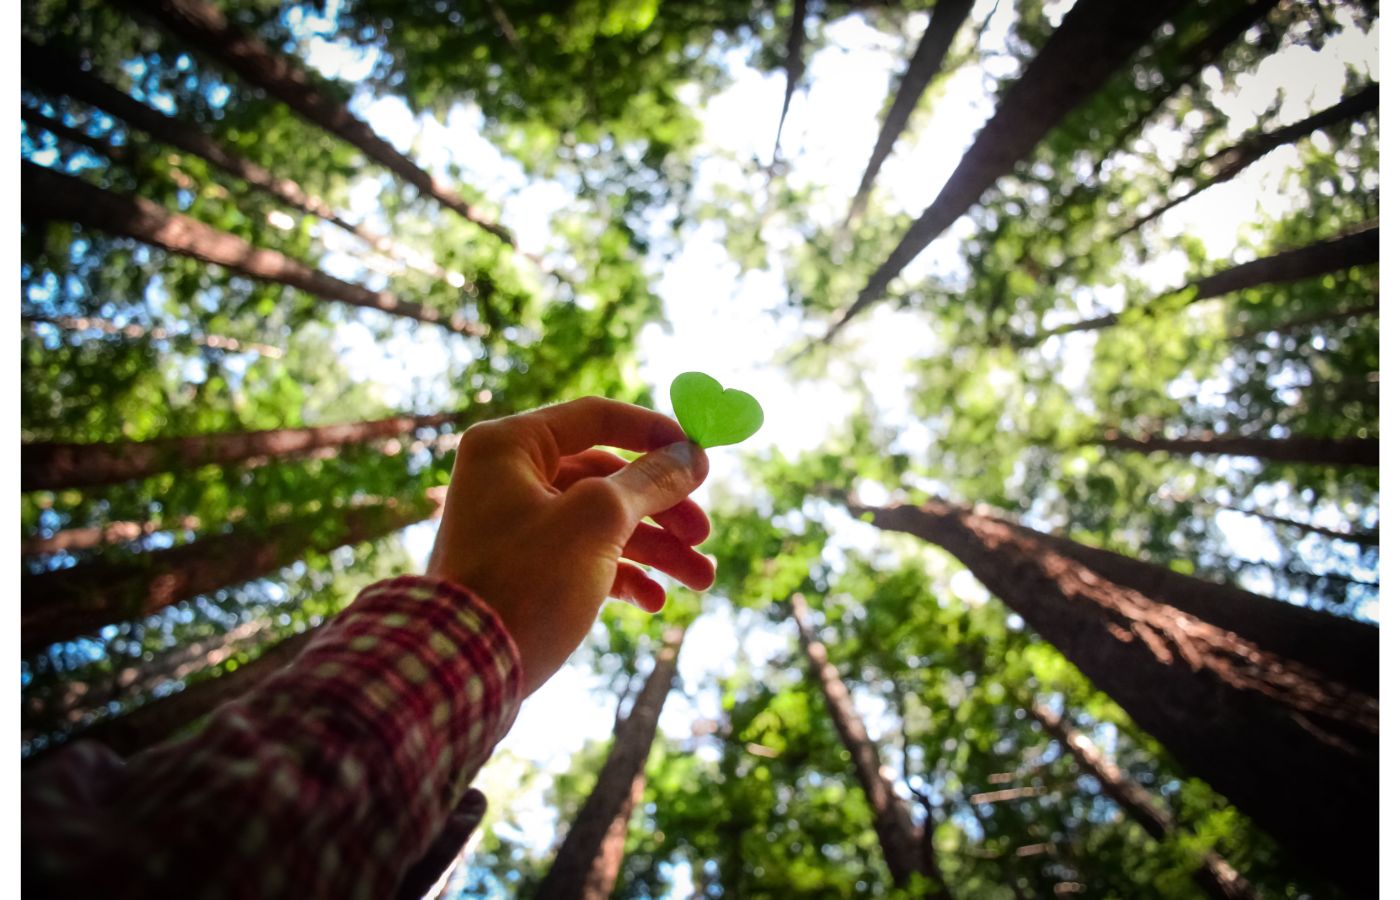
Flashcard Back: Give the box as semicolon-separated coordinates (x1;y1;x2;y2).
534;626;685;900
20;42;469;288
1018;519;1378;694
854;497;1377;897
21;105;133;163
844;0;975;226
1097;430;1379;467
1230;301;1378;342
1201;499;1379;548
24;314;283;358
771;0;809;166
1116;83;1379;240
1029;704;1257;900
22;515;204;557
1033;226;1380;342
22;500;436;653
823;0;1188;344
114;0;514;246
21;162;486;339
22;410;466;491
791;593;950;897
25;627;317;763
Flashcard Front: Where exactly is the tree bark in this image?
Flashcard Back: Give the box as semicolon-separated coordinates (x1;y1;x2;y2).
844;0;975;226
823;0;1188;344
21;105;133;163
1029;704;1257;900
1032;226;1380;342
22;409;466;491
22;500;435;653
1097;430;1379;468
854;497;1378;897
22;516;203;557
114;0;514;246
24;314;283;358
791;593;951;897
21;42;470;288
21;162;486;339
534;626;685;900
771;0;809;166
1017;519;1378;694
1115;83;1379;240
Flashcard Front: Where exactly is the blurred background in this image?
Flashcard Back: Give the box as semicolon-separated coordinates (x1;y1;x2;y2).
19;0;1380;897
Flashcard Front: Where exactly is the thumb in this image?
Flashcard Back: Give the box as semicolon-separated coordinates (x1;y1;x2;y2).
609;441;709;521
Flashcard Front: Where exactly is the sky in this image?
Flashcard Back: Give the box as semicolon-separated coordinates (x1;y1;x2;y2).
18;0;1371;892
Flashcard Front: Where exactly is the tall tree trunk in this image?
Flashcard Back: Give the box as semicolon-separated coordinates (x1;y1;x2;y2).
844;0;975;226
114;0;514;246
1115;83;1379;240
21;105;133;163
25;627;318;763
23;411;467;491
853;497;1377;897
23;617;272;742
20;162;486;339
24;314;283;358
21;515;204;557
534;626;686;900
1030;226;1380;343
1195;497;1380;548
791;593;951;897
822;0;1188;345
21;43;469;288
22;499;437;653
1028;704;1257;900
1097;429;1379;467
1017;518;1378;694
1230;301;1378;342
771;0;810;166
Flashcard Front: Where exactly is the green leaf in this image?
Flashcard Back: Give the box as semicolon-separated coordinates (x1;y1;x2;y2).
669;371;764;448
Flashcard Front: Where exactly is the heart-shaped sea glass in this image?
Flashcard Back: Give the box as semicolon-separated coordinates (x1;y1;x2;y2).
669;372;764;448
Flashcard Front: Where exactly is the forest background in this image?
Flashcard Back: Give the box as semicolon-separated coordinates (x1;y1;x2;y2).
11;0;1392;897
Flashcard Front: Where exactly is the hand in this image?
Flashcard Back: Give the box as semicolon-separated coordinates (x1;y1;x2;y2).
427;397;714;694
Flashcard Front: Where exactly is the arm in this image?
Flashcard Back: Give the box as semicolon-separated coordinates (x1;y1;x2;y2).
23;398;713;898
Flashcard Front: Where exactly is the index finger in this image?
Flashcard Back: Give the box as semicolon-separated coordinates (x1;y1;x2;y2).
530;396;688;458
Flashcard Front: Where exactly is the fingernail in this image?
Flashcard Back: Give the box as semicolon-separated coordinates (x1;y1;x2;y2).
661;440;696;470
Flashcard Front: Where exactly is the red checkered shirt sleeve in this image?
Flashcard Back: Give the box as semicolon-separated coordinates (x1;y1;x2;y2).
22;575;524;899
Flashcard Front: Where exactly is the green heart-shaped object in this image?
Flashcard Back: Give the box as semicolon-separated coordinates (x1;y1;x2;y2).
670;372;764;448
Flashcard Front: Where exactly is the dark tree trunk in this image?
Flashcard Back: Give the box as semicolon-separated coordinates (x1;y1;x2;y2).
22;500;435;653
22;410;465;491
24;314;283;358
25;627;317;763
534;627;685;900
1029;704;1257;900
21;105;133;163
1204;500;1379;548
20;42;466;287
1017;520;1378;694
114;0;514;245
1231;301;1379;341
824;0;1188;344
844;0;975;226
855;497;1377;898
1032;226;1380;342
1116;83;1379;239
21;163;485;339
22;516;201;557
791;593;950;897
1097;430;1379;467
771;0;809;166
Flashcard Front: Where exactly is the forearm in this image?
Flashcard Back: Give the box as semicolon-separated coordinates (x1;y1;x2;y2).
23;576;522;899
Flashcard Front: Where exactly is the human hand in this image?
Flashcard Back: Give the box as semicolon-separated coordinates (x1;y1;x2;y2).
427;397;714;694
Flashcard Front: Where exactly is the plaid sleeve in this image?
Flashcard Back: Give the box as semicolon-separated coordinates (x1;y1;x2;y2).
22;575;524;900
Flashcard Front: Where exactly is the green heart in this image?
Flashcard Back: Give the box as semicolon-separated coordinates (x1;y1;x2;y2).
669;372;764;448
